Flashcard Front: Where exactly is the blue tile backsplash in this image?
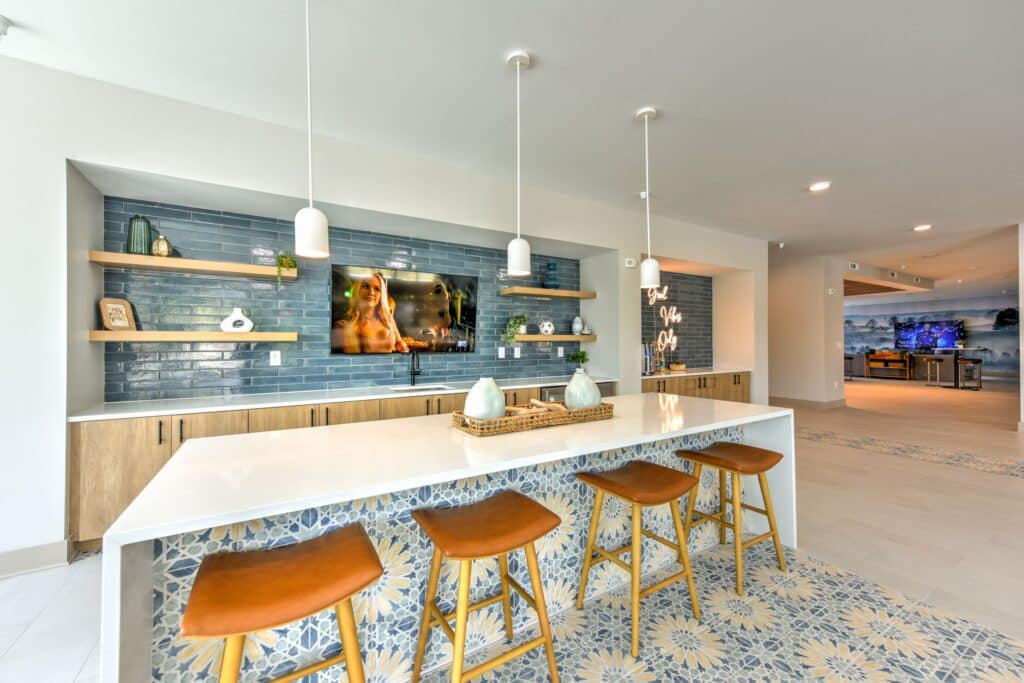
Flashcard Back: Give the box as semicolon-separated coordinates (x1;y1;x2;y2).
640;271;713;367
102;197;583;402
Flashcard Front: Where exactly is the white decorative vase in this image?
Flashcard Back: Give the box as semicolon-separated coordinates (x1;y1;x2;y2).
220;307;254;333
564;368;601;409
572;316;584;335
464;378;506;419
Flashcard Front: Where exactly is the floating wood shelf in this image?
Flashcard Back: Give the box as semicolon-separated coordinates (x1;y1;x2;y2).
89;331;298;343
500;286;596;299
89;251;298;281
514;334;597;343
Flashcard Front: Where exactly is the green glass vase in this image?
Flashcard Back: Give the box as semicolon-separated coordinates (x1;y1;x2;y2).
125;215;152;255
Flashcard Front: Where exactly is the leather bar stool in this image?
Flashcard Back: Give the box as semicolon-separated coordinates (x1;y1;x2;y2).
181;523;383;683
925;357;944;386
958;357;983;390
677;443;787;595
575;460;702;657
411;490;561;683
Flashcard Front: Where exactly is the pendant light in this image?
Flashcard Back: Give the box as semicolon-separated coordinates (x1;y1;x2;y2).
294;0;329;259
637;106;661;289
506;50;532;277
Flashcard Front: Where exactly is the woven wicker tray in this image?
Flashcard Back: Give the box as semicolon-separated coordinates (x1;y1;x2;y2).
451;401;614;437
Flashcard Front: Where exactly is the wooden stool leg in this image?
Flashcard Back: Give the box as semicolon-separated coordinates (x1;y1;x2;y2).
336;598;366;683
412;546;443;683
218;635;244;683
683;462;702;544
630;503;642;658
758;472;787;573
718;469;728;544
450;560;473;683
731;471;744;595
669;499;701;620
575;490;604;609
498;553;515;641
524;542;560;683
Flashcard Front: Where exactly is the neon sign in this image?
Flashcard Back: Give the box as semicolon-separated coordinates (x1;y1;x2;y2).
647;287;680;352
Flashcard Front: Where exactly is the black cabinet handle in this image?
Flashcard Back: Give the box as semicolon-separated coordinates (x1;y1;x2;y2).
179;419;184;443
157;420;163;445
310;408;315;426
437;398;442;413
425;399;431;415
324;406;330;424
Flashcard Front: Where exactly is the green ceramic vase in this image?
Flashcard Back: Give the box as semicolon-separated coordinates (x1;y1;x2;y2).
125;215;152;255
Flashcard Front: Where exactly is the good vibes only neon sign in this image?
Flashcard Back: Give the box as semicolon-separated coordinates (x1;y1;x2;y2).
647;286;681;352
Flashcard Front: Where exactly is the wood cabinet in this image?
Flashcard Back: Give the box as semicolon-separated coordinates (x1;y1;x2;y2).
319;399;380;426
719;372;751;402
642;371;751;402
504;387;541;406
248;405;319;433
70;417;172;542
380;392;467;420
171;410;249;453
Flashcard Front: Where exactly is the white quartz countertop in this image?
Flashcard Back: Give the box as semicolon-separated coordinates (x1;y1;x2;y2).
69;375;618;422
104;393;791;547
641;366;752;380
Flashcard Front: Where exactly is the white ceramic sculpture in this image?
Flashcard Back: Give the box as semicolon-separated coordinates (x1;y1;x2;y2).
572;316;584;335
539;320;556;335
220;307;254;333
564;367;602;409
464;377;507;419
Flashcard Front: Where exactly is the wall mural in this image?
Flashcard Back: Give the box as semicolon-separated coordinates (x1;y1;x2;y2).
844;294;1019;375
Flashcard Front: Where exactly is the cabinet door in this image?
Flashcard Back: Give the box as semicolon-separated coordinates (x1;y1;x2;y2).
171;410;249;453
678;377;699;397
660;377;678;395
248;405;318;433
379;395;433;420
70;417;172;541
738;372;751;402
641;378;661;394
320;399;380;426
505;387;540;406
437;393;467;414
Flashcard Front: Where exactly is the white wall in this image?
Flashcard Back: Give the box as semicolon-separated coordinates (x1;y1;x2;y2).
768;253;844;403
713;269;769;403
0;56;769;559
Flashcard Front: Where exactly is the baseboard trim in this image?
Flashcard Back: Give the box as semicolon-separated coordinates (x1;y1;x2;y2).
0;539;71;579
770;396;847;410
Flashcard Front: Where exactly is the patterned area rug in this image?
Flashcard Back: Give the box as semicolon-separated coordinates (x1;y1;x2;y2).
420;543;1023;682
797;427;1024;479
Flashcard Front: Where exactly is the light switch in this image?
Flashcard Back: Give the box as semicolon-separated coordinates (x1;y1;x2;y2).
557;346;564;357
513;347;521;359
498;347;506;359
269;350;281;366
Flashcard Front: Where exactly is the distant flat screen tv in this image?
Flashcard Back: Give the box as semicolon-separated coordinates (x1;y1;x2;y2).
330;265;477;354
893;320;965;351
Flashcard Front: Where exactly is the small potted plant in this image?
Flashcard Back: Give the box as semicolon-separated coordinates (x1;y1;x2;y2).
567;349;589;370
502;314;528;346
276;252;297;286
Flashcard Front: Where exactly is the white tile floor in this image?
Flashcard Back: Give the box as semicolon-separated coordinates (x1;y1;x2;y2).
0;554;100;683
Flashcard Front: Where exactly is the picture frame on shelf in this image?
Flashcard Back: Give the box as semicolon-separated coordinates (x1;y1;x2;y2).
99;297;136;331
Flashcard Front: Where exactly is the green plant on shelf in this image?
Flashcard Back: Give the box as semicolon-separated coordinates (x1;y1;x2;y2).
567;350;589;368
276;252;297;286
502;314;528;346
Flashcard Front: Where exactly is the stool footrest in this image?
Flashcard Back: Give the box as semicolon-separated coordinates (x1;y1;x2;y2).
506;576;537;610
741;531;774;549
433;592;507;643
271;652;348;683
462;636;547;681
592;545;633;572
639;569;690;599
640;527;680;550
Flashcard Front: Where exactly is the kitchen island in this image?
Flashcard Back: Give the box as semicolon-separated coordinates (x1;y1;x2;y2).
100;393;795;682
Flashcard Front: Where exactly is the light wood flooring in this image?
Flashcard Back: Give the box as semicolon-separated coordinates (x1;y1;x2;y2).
780;378;1024;639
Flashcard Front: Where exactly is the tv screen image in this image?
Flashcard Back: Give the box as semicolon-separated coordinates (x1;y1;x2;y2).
893;320;965;350
331;265;477;354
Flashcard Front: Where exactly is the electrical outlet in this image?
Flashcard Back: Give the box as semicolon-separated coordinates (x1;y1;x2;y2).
513;347;521;359
498;347;506;359
557;346;564;357
269;350;281;366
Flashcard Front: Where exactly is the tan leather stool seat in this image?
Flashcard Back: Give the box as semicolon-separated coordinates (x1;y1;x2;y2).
182;523;383;638
412;490;560;560
577;460;697;504
682;442;782;474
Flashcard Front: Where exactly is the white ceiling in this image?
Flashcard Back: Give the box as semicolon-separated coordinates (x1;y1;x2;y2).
4;1;1024;282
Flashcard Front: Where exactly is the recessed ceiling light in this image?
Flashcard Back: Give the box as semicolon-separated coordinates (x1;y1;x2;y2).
957;279;963;284
913;224;932;232
808;180;831;193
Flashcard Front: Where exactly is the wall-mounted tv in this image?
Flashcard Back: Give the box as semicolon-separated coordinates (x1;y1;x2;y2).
330;265;477;354
893;320;965;350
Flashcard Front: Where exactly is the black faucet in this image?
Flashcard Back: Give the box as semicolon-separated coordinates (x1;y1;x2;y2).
410;350;421;386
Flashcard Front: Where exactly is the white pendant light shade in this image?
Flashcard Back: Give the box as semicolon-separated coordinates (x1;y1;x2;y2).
640;256;661;289
506;50;531;277
294;0;329;260
295;206;329;259
507;237;531;276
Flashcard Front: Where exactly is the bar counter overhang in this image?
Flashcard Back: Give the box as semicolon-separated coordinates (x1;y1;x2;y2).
99;392;796;681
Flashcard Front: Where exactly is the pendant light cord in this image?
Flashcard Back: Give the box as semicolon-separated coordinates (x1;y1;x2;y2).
304;0;314;209
515;60;521;240
644;113;652;257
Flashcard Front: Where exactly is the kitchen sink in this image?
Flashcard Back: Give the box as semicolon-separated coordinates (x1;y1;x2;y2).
387;384;453;392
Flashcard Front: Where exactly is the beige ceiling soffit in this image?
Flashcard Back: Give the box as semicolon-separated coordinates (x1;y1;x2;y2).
844;260;933;292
